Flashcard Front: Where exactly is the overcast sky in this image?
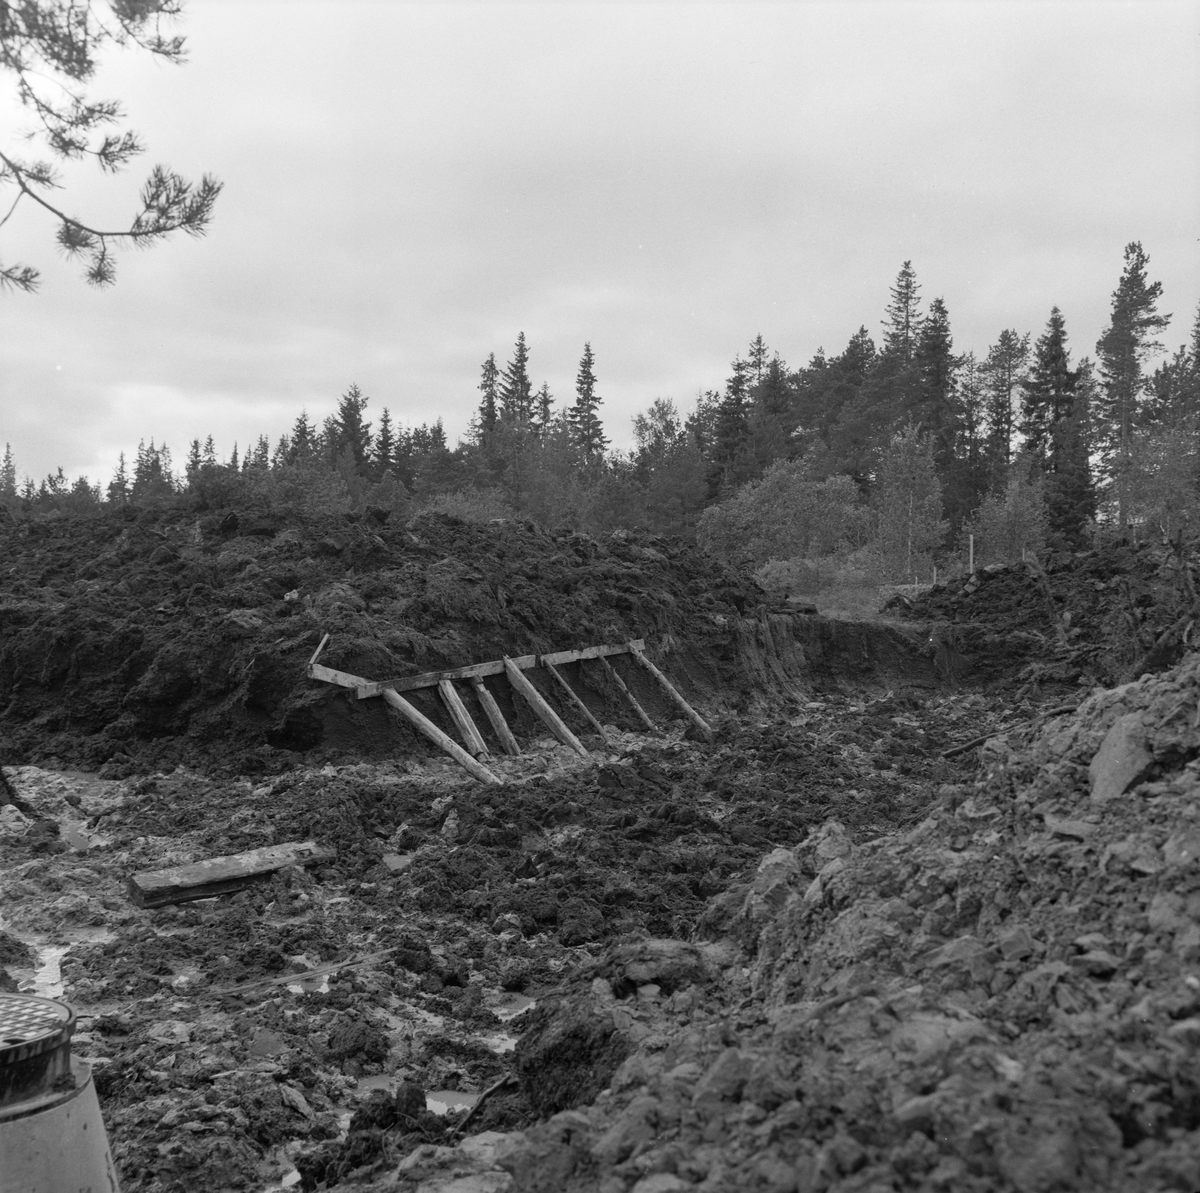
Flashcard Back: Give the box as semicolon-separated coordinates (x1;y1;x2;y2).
2;0;1198;487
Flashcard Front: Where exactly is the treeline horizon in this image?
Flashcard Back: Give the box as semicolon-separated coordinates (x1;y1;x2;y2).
5;242;1199;582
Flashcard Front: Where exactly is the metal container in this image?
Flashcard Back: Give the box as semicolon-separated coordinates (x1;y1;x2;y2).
0;992;120;1192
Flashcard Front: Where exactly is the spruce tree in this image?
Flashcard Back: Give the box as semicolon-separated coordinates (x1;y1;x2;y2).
373;408;396;478
1095;241;1171;528
533;383;555;440
981;329;1030;479
476;353;500;442
747;334;770;384
881;261;922;364
0;443;16;498
708;357;752;495
569;342;608;459
1021;308;1077;467
330;384;373;467
287;413;313;461
107;452;129;503
202;435;217;467
500;333;533;423
1044;358;1097;544
913;296;958;474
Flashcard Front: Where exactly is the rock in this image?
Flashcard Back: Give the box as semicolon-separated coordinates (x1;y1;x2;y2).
1089;714;1154;803
605;939;711;996
692;1048;753;1111
630;1175;689;1193
998;925;1037;961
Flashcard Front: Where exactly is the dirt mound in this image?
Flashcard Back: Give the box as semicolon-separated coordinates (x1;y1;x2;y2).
888;540;1200;693
0;505;767;774
475;649;1200;1191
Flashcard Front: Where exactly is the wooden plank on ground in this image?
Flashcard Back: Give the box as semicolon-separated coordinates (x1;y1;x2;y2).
327;640;646;699
598;654;657;732
128;840;336;908
545;661;613;747
382;688;503;785
470;675;522;756
504;656;589;759
438;679;489;757
628;642;712;739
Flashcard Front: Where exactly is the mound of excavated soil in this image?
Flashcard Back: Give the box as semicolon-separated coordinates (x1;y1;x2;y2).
0;681;1005;1192
405;648;1200;1193
888;540;1200;694
0;506;772;775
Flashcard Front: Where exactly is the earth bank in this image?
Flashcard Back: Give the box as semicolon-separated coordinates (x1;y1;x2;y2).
2;504;1191;1191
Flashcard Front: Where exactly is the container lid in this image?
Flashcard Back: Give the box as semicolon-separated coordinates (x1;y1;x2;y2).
0;994;75;1070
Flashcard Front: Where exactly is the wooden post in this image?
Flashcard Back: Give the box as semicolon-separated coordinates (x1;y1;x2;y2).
469;675;522;756
308;632;330;666
438;679;489;758
627;642;711;739
598;654;656;732
382;688;503;785
503;657;589;759
545;661;613;747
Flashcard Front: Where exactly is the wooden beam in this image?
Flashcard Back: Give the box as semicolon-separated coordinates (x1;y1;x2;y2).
128;840;336;908
628;642;712;739
598;654;656;732
503;656;589;759
383;688;503;785
438;678;489;757
545;661;613;748
308;632;330;666
319;640;646;699
470;675;521;756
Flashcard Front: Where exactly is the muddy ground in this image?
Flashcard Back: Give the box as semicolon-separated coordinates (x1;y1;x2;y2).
4;506;1198;1191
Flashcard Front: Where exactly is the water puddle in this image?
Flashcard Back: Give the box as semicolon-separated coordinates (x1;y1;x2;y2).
23;944;71;999
479;1032;519;1054
286;975;331;995
426;1090;481;1115
490;992;536;1022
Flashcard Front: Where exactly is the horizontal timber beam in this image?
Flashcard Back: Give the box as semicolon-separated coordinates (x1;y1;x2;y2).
308;640;645;699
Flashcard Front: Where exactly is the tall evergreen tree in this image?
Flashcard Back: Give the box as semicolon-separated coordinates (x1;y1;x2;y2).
106;451;129;503
1021;308;1077;467
476;353;500;443
1045;358;1096;544
881;261;922;365
0;443;15;497
981;329;1030;479
708;356;752;494
329;384;373;467
533;383;555;439
747;334;770;384
955;351;989;520
912;296;958;474
202;435;217;467
289;411;317;462
1095;241;1171;528
373;407;396;478
499;333;533;423
569;342;608;459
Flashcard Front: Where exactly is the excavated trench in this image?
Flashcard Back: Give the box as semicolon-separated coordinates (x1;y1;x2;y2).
7;507;1189;1192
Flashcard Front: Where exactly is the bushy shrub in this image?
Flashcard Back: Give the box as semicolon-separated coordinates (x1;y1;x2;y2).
697;461;867;568
419;486;515;523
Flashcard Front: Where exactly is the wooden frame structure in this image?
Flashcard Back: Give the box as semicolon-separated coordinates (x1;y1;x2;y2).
307;636;711;783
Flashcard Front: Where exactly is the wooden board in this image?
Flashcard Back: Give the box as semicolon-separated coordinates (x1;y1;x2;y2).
504;656;589;759
470;675;522;756
128;840;336;908
545;661;613;747
306;640;646;699
628;642;712;739
598;654;657;732
438;679;489;757
383;689;504;785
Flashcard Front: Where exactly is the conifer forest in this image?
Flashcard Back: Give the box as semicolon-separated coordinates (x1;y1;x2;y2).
6;246;1196;601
